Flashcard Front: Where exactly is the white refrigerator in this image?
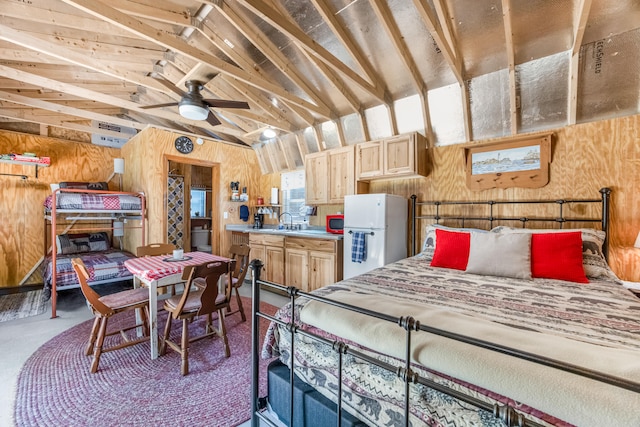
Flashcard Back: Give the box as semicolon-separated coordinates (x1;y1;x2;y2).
343;193;407;280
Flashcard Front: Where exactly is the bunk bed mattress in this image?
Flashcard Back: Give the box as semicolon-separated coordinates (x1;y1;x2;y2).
43;249;136;291
263;254;640;426
44;193;142;210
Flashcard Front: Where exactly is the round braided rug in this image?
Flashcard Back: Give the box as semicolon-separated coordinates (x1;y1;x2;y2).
14;297;278;427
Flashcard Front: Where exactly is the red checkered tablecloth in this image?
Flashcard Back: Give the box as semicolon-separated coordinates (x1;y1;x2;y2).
124;252;231;282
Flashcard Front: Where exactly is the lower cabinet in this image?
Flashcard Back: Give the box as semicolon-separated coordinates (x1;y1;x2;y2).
248;234;285;284
285;237;343;292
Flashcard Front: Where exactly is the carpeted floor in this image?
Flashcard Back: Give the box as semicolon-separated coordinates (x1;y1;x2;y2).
14;296;278;427
0;290;48;323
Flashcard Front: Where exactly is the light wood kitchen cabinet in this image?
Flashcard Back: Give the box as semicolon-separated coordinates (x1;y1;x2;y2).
356;132;428;181
249;233;285;284
305;145;355;204
356;140;384;179
285;237;343;292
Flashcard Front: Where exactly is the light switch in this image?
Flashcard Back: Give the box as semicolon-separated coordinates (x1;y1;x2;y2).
223;211;228;219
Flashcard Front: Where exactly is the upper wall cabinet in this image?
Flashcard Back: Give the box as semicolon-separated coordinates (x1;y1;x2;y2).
356;132;428;181
305;145;355;204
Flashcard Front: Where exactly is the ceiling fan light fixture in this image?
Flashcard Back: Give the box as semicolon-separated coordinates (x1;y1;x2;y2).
263;128;277;139
179;104;209;121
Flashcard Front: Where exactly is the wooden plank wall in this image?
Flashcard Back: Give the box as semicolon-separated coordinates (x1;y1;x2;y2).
0;131;121;287
121;127;262;259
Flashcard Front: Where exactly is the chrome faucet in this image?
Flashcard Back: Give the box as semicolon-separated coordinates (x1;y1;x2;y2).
279;212;293;229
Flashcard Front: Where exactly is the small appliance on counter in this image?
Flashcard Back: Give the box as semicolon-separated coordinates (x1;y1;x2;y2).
325;214;344;234
253;213;264;229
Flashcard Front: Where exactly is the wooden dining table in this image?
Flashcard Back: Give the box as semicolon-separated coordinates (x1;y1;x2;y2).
124;251;233;360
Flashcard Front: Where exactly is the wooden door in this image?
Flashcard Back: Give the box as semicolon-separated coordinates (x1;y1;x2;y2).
164;156;220;255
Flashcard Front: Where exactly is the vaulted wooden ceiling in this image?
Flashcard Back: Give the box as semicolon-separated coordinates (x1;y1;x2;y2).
0;0;638;173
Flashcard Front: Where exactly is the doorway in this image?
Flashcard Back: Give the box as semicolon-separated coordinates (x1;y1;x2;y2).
164;155;220;255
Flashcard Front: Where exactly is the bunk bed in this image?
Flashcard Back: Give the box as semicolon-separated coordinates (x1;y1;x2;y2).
43;182;146;318
250;188;640;427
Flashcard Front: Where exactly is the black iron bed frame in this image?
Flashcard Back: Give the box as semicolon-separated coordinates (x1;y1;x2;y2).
249;187;637;427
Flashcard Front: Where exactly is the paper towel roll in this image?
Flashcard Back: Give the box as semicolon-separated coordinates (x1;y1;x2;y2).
270;187;279;205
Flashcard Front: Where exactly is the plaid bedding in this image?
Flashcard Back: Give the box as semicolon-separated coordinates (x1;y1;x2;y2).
44;193;142;211
263;254;640;426
42;250;136;299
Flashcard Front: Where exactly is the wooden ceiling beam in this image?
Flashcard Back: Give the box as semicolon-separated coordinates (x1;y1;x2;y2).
0;1;138;39
237;0;386;104
370;0;425;95
0;108;131;139
107;0;192;27
411;0;463;85
568;0;593;125
221;76;295;130
0;90;145;130
61;0;332;119
213;1;334;117
262;0;362;116
501;0;517;135
0;63;219;129
0;14;163;50
0;24;178;99
310;0;385;93
430;0;471;141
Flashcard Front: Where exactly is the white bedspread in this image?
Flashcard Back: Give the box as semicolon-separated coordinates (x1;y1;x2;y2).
301;290;640;426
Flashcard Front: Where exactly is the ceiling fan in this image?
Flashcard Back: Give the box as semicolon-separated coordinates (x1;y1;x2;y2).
142;79;249;127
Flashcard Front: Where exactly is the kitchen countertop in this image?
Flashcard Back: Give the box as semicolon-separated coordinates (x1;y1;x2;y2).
226;224;343;240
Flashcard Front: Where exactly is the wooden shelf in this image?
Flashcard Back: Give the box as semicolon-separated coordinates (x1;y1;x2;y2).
0;158;50;178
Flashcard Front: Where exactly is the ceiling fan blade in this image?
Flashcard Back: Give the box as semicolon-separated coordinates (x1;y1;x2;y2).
203;99;250;109
205;111;221;127
140;102;179;109
153;75;186;97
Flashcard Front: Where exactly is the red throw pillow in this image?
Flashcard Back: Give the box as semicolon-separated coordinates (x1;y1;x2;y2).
531;232;589;283
430;229;471;270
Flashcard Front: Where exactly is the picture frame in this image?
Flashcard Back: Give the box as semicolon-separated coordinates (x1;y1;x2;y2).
463;133;553;190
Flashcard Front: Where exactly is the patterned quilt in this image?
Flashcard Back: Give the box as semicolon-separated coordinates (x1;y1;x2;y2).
44;193;142;211
263;254;640;427
42;250;136;299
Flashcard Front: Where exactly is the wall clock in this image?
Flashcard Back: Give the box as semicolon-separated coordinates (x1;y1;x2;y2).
174;136;194;154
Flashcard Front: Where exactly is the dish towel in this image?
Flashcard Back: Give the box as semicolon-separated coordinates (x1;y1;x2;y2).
351;231;367;263
239;205;249;222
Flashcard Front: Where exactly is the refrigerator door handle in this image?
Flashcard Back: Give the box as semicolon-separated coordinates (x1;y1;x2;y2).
348;230;375;236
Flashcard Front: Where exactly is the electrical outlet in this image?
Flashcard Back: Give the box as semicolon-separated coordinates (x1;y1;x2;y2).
223;211;228;219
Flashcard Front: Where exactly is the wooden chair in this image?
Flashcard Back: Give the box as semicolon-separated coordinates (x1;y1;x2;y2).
136;243;176;258
226;244;251;322
71;258;150;373
136;243;177;294
160;260;233;375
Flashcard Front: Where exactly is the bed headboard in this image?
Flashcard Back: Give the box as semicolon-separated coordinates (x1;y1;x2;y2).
410;187;611;259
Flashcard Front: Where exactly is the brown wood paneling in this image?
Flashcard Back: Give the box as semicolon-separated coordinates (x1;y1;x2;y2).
0;130;121;287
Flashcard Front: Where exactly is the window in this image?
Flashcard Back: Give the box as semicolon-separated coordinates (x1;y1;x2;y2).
190;190;206;217
281;170;306;224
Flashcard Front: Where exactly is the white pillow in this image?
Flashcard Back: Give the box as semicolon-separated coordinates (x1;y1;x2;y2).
466;232;532;279
490;226;616;280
